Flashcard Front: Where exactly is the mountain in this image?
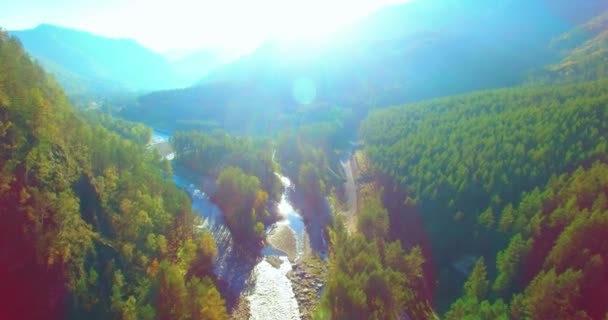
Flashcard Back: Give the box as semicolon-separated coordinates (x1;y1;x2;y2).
6;1;608;319
10;24;178;97
126;0;606;134
170;50;234;86
530;11;608;84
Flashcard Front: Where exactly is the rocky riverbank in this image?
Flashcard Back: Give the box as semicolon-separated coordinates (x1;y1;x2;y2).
230;297;251;320
287;255;327;320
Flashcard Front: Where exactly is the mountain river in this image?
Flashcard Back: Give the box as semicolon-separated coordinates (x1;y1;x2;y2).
151;130;316;319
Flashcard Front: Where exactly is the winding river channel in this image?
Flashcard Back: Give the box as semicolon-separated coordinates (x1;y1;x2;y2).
151;130;319;319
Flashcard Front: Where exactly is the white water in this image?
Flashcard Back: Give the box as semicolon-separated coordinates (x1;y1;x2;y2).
150;130;170;144
247;258;300;320
246;173;303;319
274;174;306;256
148;130;175;160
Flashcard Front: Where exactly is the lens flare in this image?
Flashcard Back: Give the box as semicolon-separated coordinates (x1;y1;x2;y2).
292;77;317;105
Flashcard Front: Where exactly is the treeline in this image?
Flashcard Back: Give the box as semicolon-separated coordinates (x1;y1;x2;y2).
446;161;608;319
0;32;227;319
360;80;608;308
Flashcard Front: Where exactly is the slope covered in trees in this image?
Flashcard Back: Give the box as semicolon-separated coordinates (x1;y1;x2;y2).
360;79;608;309
318;188;435;320
446;161;608;319
0;32;227;319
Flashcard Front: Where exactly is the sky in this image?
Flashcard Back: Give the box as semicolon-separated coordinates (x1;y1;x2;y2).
1;0;408;54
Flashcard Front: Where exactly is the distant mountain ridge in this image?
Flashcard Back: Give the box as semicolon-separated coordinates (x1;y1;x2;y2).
127;0;607;133
10;24;176;91
530;11;608;84
8;24;229;104
170;50;233;86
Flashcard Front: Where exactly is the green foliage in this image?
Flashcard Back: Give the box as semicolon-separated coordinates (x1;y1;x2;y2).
498;204;515;233
122;296;138;320
446;258;508;319
187;277;229;320
188;231;217;277
362;80;608;224
82;111;152;144
358;188;389;241
111;270;126;315
298;162;327;199
445;297;508;320
463;258;489;300
142;264;225;320
321;203;434;319
157;261;188;320
493;234;530;295
521;269;587;320
478;207;495;229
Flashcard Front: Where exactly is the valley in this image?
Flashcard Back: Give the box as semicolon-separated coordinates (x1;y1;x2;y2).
152;130;329;319
3;0;608;319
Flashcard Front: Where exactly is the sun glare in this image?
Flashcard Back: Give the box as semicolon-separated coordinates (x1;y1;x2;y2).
141;0;408;52
3;0;409;53
269;0;390;44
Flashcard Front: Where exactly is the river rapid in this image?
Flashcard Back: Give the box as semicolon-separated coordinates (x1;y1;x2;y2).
151;131;318;319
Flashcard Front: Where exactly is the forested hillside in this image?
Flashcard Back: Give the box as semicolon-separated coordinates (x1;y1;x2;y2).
0;32;227;319
6;1;608;319
318;191;436;319
446;161;608;319
360;79;608;310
